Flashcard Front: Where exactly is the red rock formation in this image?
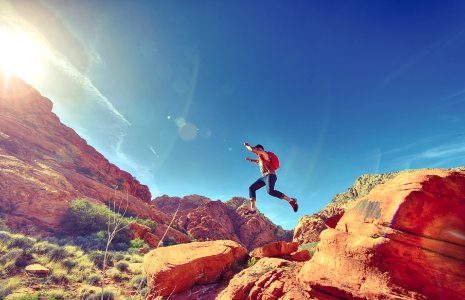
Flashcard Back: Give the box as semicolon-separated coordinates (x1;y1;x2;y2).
298;169;465;299
0;74;170;235
293;173;398;245
153;195;293;251
250;241;298;259
217;258;311;300
143;240;248;298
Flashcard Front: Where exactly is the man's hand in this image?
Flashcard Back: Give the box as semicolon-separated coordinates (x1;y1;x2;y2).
244;142;252;151
245;157;252;161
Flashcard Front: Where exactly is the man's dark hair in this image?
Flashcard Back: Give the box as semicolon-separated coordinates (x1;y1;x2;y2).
254;144;264;150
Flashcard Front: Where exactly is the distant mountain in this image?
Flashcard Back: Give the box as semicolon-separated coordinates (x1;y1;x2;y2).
154;195;293;250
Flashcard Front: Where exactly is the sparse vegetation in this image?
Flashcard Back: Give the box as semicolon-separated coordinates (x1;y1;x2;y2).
247;257;257;268
0;228;150;298
299;242;319;256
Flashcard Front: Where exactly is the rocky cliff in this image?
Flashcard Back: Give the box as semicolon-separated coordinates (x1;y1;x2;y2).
144;168;465;299
153;195;293;251
0;74;170;234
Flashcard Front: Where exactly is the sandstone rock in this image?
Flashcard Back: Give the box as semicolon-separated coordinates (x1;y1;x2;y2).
217;258;311;300
143;240;248;298
250;241;298;259
153;195;293;251
293;172;399;245
0;74;171;235
129;223;160;248
25;263;49;275
288;249;311;262
298;169;465;299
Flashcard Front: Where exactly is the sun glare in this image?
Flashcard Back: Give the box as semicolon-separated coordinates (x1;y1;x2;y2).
0;28;47;83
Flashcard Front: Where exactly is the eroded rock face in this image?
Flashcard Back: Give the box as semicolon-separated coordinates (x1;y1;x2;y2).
294;173;399;245
298;169;465;299
216;258;311;300
153;196;293;251
143;240;248;298
0;74;170;234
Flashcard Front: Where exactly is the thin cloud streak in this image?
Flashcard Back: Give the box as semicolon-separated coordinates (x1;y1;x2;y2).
0;0;131;126
381;133;465;169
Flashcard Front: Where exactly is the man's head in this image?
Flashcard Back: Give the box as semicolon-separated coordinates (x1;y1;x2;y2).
255;144;264;150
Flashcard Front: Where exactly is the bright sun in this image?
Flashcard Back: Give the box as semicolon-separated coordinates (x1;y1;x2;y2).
0;28;47;83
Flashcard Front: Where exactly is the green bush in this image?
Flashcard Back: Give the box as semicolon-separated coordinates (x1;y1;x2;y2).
115;261;129;272
299;242;319;256
85;288;116;300
44;288;66;300
88;251;113;269
0;277;21;298
129;274;147;289
7;234;35;250
87;274;102;285
129;238;147;250
48;247;69;261
61;199;131;248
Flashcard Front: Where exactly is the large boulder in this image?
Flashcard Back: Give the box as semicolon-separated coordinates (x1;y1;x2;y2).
298;169;465;299
250;241;298;259
143;240;247;298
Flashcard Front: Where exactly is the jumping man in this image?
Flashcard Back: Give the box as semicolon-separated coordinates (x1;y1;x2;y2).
243;142;298;214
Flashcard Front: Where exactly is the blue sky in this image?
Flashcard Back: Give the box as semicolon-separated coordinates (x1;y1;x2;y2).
2;0;465;229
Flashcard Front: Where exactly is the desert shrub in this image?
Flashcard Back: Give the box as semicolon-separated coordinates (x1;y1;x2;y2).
129;274;147;289
129;238;147;250
47;247;69;261
44;288;66;300
0;276;21;298
32;240;58;255
115;261;129;272
113;252;125;261
0;248;24;274
88;251;113;269
247;257;257;268
0;218;9;231
11;294;39;300
299;242;319;256
62;258;77;271
107;268;129;281
162;237;178;247
0;230;12;242
47;261;68;283
7;234;35;250
129;218;157;231
113;242;129;251
62;199;130;236
85;288;116;300
87;274;102;285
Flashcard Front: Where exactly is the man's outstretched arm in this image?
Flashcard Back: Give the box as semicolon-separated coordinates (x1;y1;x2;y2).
243;142;266;155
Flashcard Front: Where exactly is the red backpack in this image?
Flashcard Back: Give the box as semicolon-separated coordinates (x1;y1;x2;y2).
267;151;280;171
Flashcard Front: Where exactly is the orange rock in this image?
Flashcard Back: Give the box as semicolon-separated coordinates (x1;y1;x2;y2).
217;257;311;300
143;240;247;298
153;196;293;251
288;249;311;262
25;264;49;275
298;169;465;299
250;241;298;259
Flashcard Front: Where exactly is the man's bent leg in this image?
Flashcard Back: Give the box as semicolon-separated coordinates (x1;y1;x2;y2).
265;174;298;212
265;174;285;199
248;178;265;212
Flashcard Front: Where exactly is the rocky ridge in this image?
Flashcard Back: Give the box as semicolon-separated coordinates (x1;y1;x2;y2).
153;195;293;251
0;74;172;237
